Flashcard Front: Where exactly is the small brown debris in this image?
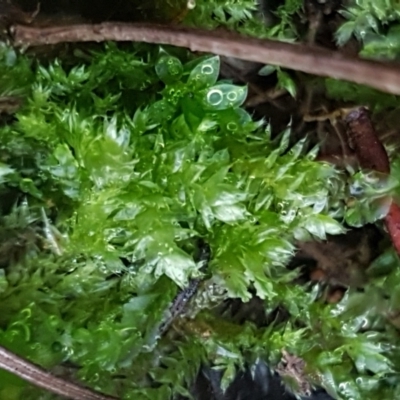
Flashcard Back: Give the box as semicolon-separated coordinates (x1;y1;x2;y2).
276;349;311;396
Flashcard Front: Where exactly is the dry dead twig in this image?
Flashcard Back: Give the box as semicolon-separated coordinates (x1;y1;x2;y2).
10;22;400;96
0;345;117;400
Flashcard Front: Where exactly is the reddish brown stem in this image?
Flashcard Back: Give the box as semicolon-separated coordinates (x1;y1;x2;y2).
345;107;400;255
10;22;400;95
385;203;400;255
0;346;117;400
345;107;390;173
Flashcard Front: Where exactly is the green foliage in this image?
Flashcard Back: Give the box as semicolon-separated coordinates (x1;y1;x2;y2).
306;250;400;400
183;0;302;40
276;68;297;97
0;42;356;398
325;78;400;112
0;3;400;399
336;0;400;59
258;65;297;97
0;44;34;97
184;0;257;29
344;170;397;227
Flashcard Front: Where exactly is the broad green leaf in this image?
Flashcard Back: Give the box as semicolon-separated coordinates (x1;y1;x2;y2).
0;269;8;294
198;84;248;111
213;204;248;223
277;69;296;98
187;56;220;89
303;214;345;240
154;249;197;288
0;163;14;183
43;144;81;199
220;362;237;392
155;55;183;84
336;21;357;46
258;65;276;76
147;99;176;125
216;257;251;302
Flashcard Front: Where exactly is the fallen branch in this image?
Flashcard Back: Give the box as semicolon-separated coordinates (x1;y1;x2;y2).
0;345;117;400
11;22;400;96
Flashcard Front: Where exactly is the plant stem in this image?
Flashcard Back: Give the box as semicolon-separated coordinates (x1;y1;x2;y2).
0;346;117;400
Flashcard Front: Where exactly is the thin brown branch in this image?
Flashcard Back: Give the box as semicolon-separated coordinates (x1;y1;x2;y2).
11;22;400;96
0;345;117;400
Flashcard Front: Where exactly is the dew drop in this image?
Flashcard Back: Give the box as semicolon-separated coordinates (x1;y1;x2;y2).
361;317;369;328
227;91;238;101
338;382;347;393
201;64;213;75
227;122;238;131
187;0;196;9
207;89;223;106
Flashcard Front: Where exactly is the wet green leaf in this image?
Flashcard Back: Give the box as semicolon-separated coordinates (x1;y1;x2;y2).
302;214;345;240
277;69;296;98
0;36;395;400
198;84;248;111
0;163;14;183
258;65;277;76
187;56;220;89
155;55;183;84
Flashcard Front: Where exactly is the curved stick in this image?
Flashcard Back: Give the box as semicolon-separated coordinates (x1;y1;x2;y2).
0;346;117;400
11;22;400;95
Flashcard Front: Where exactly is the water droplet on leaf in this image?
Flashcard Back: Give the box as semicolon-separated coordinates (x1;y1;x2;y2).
207;89;223;106
227;91;238;101
201;64;213;75
227;122;238;131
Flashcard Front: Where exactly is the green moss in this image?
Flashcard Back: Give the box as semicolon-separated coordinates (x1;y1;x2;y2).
0;2;400;399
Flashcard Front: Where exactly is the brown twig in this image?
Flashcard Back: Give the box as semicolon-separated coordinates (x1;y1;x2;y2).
10;22;400;95
0;96;23;114
0;345;117;400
